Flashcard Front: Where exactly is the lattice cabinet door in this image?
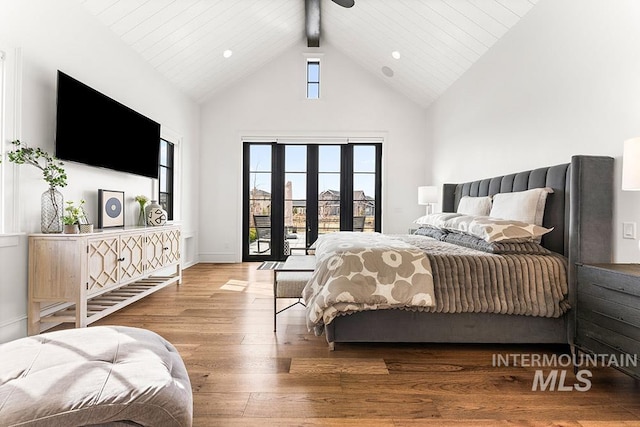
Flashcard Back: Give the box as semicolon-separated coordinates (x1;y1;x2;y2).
164;228;181;265
146;226;181;271
119;232;146;283
146;230;165;271
87;236;120;295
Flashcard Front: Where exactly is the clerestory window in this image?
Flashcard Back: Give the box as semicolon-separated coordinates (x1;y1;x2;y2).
306;59;320;99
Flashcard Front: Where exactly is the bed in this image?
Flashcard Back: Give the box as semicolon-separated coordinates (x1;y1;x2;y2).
302;155;614;349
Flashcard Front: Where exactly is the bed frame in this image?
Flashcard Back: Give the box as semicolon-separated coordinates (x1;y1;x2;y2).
324;155;614;349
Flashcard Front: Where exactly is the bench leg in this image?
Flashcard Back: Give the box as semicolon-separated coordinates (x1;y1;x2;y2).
273;271;277;332
273;296;277;332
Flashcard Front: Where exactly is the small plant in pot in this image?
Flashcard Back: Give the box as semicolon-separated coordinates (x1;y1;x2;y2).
62;199;87;234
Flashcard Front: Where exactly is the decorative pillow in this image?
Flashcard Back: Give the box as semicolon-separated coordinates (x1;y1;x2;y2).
414;226;448;240
414;212;463;228
443;231;551;254
456;196;493;216
441;215;553;243
489;187;554;226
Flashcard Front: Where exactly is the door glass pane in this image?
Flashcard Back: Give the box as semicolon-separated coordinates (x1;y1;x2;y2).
285;145;307;253
319;146;340;172
319;145;341;236
353;145;376;172
250;145;271;171
249;145;272;256
354;146;376;232
354;173;375;225
285;146;307;172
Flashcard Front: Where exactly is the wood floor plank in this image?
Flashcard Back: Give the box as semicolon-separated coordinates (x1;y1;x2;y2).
341;372;501;395
394;421;584;427
290;357;389;374
81;262;640;425
197;418;395;427
194;373;342;394
192;392;250;417
242;392;440;419
432;394;639;420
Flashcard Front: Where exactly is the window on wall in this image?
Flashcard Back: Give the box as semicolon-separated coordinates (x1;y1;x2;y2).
306;59;320;99
158;138;174;220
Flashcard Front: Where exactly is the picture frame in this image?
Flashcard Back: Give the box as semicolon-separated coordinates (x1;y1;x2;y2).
98;189;125;228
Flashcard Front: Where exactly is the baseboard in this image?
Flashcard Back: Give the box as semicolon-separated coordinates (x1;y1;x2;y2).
0;315;26;343
198;252;238;263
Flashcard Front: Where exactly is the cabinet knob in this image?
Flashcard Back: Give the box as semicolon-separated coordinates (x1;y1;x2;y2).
163;247;169;251
118;257;125;262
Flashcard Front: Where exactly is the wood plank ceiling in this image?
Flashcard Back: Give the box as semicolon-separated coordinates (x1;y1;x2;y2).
77;0;538;108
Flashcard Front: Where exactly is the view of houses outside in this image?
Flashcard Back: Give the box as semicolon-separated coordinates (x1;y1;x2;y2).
248;182;375;254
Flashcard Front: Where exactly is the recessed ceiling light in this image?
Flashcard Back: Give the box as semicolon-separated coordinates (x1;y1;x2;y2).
223;49;233;58
391;51;401;59
381;66;394;77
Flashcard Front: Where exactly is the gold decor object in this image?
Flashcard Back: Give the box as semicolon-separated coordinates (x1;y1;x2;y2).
79;224;94;233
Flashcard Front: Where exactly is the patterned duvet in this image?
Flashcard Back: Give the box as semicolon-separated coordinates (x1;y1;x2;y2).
302;232;436;335
302;232;569;335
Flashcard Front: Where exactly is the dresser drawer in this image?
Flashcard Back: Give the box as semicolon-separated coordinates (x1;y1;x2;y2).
577;265;640;298
576;332;640;379
577;284;640;330
577;307;640;348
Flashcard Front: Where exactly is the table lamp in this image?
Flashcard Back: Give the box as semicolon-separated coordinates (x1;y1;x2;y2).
418;186;438;215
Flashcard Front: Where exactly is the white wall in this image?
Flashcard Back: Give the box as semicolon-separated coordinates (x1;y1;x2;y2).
200;41;429;262
425;0;640;263
0;0;200;342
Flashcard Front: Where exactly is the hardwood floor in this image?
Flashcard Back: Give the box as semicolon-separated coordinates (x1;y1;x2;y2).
90;263;640;426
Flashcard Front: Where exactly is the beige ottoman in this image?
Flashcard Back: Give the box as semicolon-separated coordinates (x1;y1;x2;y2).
0;326;192;426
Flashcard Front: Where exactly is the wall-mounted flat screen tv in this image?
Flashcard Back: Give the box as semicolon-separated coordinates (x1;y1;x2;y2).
55;70;161;179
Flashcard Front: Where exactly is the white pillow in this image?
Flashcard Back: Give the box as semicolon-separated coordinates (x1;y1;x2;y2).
456;196;492;216
489;187;553;226
414;213;463;228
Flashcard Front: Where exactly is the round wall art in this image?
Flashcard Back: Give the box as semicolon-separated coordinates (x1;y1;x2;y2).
98;189;125;228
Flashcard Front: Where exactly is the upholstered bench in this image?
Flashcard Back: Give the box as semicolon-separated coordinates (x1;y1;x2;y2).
273;255;316;332
0;325;192;426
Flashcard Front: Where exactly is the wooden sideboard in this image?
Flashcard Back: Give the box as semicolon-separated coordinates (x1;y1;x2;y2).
28;224;181;335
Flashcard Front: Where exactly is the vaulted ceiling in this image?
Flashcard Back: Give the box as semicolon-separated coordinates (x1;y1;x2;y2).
77;0;538;108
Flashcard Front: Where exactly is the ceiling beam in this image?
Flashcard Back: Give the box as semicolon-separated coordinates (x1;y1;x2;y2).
305;0;320;48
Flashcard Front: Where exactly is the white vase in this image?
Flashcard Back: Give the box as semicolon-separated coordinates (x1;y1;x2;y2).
145;200;167;226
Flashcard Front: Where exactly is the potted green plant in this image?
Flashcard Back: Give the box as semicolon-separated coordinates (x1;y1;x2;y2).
62;200;87;234
6;139;68;233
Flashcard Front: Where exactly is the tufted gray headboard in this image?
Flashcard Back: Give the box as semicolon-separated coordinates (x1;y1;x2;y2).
441;155;614;263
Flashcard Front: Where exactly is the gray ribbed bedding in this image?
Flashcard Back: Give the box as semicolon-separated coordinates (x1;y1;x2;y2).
395;235;569;318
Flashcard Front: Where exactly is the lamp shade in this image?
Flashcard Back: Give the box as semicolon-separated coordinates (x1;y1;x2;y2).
418;186;438;205
622;137;640;191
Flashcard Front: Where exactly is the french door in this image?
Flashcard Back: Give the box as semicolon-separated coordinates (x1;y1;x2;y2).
243;141;382;261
